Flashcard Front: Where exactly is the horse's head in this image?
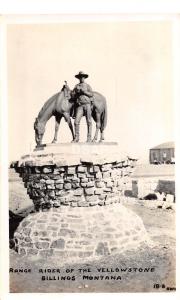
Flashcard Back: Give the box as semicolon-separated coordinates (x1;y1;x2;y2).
34;118;45;146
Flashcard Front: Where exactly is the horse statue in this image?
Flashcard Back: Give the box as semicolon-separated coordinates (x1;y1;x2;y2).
34;83;107;147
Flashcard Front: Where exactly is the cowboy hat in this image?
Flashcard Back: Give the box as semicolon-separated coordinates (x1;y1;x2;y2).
75;71;89;79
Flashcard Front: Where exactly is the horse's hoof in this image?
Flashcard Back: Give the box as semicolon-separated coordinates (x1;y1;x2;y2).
92;139;97;143
52;140;57;144
72;139;79;143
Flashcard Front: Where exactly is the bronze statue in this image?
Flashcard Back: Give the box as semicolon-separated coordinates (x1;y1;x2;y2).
34;78;107;147
71;71;94;142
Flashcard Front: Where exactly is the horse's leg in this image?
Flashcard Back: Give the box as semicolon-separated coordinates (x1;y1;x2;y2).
92;112;101;142
64;113;75;142
100;129;105;142
52;115;62;143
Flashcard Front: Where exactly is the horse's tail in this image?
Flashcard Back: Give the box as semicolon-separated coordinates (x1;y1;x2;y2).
100;99;107;131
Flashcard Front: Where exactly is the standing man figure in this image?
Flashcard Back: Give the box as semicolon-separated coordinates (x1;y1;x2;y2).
72;71;94;142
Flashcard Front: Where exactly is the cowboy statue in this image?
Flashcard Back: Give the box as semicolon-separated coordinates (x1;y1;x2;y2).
71;71;94;143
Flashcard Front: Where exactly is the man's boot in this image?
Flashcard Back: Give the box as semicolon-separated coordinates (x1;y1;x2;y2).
86;122;92;143
74;124;80;142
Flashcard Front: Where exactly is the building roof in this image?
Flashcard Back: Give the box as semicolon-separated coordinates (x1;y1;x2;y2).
150;141;174;150
132;164;175;178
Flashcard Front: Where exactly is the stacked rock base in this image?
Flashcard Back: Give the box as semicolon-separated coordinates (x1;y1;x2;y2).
13;143;150;260
15;143;136;211
14;203;151;259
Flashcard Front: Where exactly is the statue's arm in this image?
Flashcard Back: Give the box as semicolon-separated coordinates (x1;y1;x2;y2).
82;84;93;97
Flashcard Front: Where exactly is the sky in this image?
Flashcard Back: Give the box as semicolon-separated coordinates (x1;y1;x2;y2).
7;21;174;162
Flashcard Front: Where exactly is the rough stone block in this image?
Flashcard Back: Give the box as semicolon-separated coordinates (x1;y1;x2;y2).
64;178;72;183
21;220;31;227
89;201;99;206
56;184;63;190
101;164;112;172
77;166;86;173
64;183;72;190
61;223;69;228
23;228;31;236
55;190;62;196
27;249;39;255
53;169;60;175
93;165;100;173
75;240;90;246
74;189;83;196
35;242;49;249
94;188;103;195
55;178;64;184
72;177;80;183
85;187;95;195
98;200;105;206
46;179;54;185
50;238;65;249
36;224;46;230
19;248;26;256
32;182;43;189
40;175;49;180
72;182;80;188
48;190;55;198
106;180;113;188
78;251;93;258
81;233;93;239
78;173;86;179
96;181;105;188
59;228;76;238
86;181;95;188
87;173;95;178
47;184;55;190
81;178;88;183
39;249;54;257
105;198;113;205
86;195;98;202
60;200;70;206
102;172;111;179
24;237;32;242
40;178;46;184
89;166;94;173
43;167;53;174
67;167;76;175
103;187;112;192
71;202;78;207
53;201;61;207
52;175;60;180
80;182;87;188
78;201;89;207
95;172;102;179
19;241;33;248
99;194;106;200
37;220;47;224
47;226;59;231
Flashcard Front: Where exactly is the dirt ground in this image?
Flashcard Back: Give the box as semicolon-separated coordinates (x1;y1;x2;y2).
9;172;176;293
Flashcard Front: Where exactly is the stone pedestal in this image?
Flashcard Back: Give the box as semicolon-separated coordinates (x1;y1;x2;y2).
16;143;136;210
14;203;150;259
13;143;150;260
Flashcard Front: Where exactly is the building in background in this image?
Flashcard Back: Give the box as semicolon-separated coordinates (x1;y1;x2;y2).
149;141;175;164
130;164;175;199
